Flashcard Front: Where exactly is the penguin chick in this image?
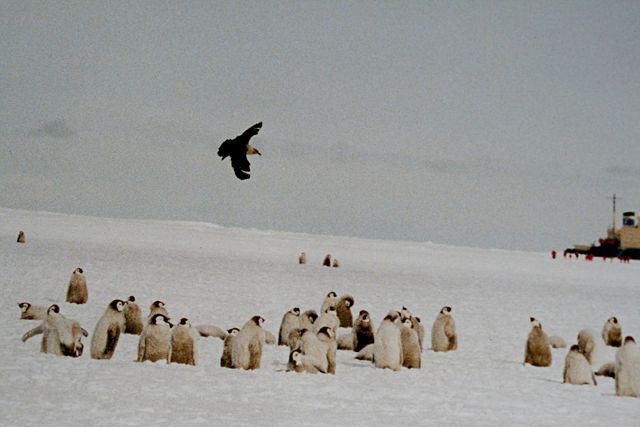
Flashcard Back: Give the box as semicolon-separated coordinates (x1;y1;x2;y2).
615;336;640;397
169;318;198;366
399;306;412;322
196;324;227;340
353;310;375;352
336;295;355;328
137;313;173;363
66;267;88;304
123;296;144;335
320;292;338;315
314;305;339;335
322;254;332;267
264;330;277;345
549;336;567;349
300;310;318;331
287;349;320;373
317;326;337;374
431;306;457;352
401;318;421;369
411;315;425;352
602;317;623;347
595;361;616;378
373;312;403;371
278;307;301;346
337;332;355;351
355;343;375;361
563;345;597;385
299;328;329;373
231;315;266;370
21;304;62;352
22;304;88;357
577;329;601;365
524;317;552;367
287;328;304;352
220;328;240;368
90;299;126;360
18;302;47;320
148;300;169;319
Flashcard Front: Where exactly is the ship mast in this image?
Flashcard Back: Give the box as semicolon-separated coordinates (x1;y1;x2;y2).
609;193;622;233
612;193;616;231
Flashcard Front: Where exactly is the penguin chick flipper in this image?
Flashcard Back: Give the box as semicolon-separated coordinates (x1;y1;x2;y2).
104;326;120;357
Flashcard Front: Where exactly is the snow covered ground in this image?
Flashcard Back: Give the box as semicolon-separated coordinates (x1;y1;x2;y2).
1;207;638;426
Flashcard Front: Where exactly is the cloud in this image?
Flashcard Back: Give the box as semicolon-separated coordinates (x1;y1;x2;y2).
604;165;640;179
31;119;76;139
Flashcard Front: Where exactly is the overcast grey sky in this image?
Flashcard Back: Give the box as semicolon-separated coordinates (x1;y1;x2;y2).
1;1;639;252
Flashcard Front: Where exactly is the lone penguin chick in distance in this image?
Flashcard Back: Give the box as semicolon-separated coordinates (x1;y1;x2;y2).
66;267;88;304
431;306;457;352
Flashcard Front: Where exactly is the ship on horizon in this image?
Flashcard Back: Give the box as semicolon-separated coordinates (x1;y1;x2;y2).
566;194;640;261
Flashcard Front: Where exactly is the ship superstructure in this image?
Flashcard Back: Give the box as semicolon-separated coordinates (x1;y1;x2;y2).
566;195;639;260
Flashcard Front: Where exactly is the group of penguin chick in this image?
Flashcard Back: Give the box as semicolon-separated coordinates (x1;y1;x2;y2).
280;292;457;373
16;265;640;398
17;266;458;374
298;251;340;268
18;267;228;364
19;294;228;365
524;316;640;397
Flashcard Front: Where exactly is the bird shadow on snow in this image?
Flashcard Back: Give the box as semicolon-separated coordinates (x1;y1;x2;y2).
597;391;619;398
528;376;563;385
493;359;527;366
529;380;621;399
341;360;375;369
270;360;290;372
